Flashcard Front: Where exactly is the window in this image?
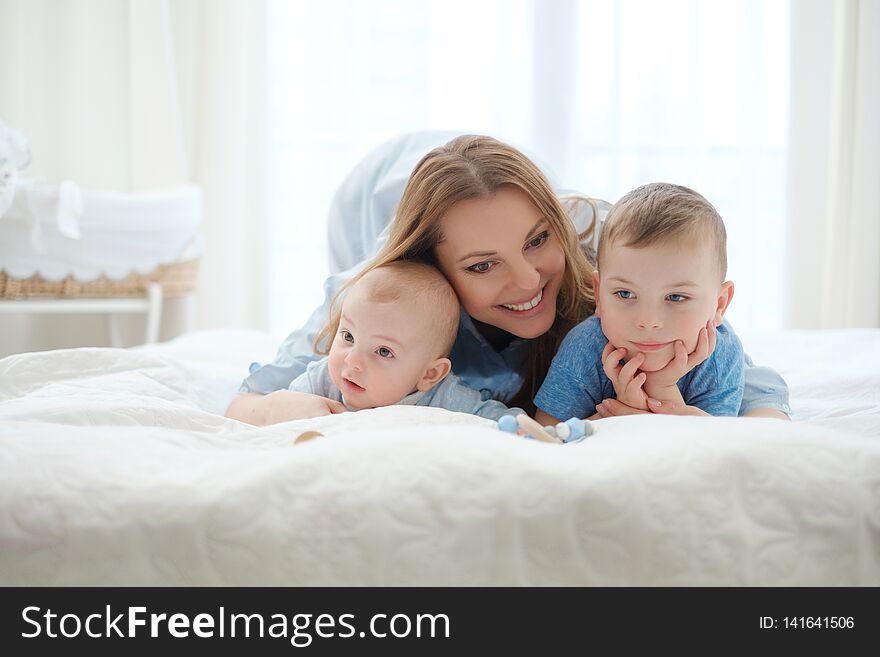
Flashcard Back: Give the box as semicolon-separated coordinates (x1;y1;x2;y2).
267;0;789;335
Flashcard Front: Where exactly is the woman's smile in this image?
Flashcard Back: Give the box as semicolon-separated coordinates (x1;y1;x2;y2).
499;286;543;312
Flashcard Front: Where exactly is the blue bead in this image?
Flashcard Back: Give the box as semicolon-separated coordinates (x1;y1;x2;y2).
497;414;518;433
563;417;590;442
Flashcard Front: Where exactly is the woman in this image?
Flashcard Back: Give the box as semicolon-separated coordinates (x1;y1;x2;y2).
226;133;789;424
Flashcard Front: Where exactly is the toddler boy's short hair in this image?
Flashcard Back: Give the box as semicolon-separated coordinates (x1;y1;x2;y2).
360;261;460;356
599;182;728;280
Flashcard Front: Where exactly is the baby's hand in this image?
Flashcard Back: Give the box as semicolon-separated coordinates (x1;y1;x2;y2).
263;390;348;425
601;342;649;411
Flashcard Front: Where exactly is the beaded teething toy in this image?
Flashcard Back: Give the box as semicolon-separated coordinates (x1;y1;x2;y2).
497;413;593;444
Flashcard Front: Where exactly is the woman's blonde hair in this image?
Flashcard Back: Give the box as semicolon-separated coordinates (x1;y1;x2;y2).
316;134;601;411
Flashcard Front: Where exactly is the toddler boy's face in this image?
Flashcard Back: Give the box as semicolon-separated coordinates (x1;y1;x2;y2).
594;240;731;372
327;286;445;410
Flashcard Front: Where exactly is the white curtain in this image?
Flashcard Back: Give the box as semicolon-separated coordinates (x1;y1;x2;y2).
0;0;268;351
787;0;880;329
170;0;269;331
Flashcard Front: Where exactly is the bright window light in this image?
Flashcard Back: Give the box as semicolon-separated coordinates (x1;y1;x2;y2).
267;0;789;336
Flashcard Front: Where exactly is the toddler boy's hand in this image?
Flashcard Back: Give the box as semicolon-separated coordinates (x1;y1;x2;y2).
595;397;709;418
601;342;649;411
644;320;716;390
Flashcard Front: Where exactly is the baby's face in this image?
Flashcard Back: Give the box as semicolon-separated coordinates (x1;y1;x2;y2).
595;240;730;372
327;286;443;410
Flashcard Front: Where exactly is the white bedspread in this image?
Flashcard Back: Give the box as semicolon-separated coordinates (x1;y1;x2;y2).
1;329;878;585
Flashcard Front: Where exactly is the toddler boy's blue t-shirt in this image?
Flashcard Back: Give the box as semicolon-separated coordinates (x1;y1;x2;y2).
534;316;745;420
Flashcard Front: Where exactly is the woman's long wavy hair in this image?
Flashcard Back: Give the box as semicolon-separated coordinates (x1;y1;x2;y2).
315;134;601;412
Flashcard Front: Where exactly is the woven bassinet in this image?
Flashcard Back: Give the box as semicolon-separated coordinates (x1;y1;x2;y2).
0;259;199;299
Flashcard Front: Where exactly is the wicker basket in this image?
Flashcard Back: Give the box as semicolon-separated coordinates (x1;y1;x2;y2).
0;259;199;299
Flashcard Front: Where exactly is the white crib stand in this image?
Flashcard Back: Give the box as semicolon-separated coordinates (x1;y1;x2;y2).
0;284;164;346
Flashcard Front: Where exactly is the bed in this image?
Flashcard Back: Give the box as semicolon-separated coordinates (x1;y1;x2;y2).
1;328;878;586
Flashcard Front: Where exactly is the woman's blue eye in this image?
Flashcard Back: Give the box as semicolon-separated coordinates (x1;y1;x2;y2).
376;347;393;358
615;290;635;299
467;261;494;274
341;330;354;342
526;231;550;249
667;294;687;302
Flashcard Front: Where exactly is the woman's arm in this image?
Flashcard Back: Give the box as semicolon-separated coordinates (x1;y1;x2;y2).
536;408;602;425
742;407;790;420
740;349;791;419
535;408;561;426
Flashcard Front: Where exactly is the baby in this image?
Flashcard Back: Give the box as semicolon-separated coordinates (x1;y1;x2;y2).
289;260;519;419
535;182;744;423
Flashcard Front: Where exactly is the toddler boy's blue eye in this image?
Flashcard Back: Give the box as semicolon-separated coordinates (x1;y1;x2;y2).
615;290;635;299
341;330;354;342
376;347;394;358
667;294;687;302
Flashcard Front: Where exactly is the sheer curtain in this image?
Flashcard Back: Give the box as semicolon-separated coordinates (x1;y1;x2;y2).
266;0;534;335
268;0;790;336
787;0;880;329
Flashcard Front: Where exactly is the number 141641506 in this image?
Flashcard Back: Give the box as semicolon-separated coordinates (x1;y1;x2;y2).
759;617;855;630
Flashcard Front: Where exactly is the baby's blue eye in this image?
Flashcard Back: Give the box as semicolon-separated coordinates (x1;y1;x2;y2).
341;330;354;342
667;294;687;302
376;347;394;358
615;290;635;299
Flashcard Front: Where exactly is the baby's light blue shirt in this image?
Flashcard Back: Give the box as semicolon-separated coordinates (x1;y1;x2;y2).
289;357;520;420
535;316;745;419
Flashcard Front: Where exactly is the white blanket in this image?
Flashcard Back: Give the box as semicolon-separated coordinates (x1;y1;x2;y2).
1;329;878;585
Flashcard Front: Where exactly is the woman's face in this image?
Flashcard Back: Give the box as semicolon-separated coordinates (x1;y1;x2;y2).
434;186;566;340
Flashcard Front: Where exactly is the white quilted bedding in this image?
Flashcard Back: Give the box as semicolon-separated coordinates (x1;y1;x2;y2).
1;329;878;585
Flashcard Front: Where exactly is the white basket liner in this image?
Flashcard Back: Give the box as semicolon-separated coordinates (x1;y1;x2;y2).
0;183;203;282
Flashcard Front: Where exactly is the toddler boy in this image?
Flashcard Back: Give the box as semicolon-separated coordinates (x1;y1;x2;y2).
535;182;743;422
